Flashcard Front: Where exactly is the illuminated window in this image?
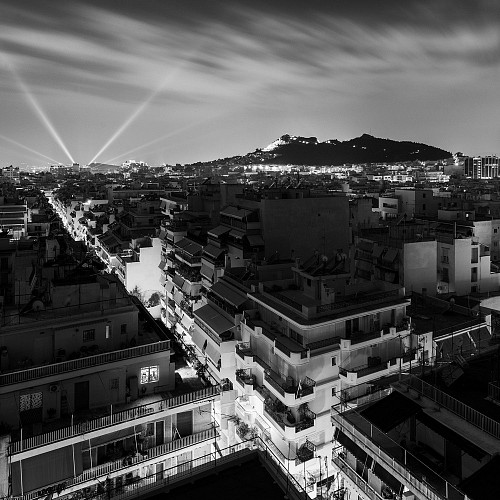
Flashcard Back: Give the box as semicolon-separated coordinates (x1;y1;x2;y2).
140;366;159;384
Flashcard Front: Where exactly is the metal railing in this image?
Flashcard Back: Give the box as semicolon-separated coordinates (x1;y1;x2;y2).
401;374;500;440
0;341;171;386
29;429;218;499
488;381;500;403
9;385;220;455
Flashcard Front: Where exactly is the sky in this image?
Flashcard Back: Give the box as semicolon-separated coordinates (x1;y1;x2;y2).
0;0;499;167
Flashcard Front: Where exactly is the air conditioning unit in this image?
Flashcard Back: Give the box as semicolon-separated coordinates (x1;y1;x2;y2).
49;384;60;393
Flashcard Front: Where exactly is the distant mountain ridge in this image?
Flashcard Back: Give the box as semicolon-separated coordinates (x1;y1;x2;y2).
191;133;452;167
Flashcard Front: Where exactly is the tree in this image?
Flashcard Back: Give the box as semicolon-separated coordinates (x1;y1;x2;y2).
147;292;161;308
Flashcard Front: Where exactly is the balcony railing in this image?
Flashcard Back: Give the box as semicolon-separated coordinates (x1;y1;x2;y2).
264;403;316;434
264;370;316;400
9;385;220;454
34;429;218;499
0;341;171;386
316;289;401;314
339;361;387;380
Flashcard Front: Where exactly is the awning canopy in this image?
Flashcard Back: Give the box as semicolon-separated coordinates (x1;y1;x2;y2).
229;229;245;239
175;238;202;256
336;430;373;468
372;462;403;495
246;234;264;247
205;342;221;366
165;281;174;294
204;243;224;259
190;326;206;351
173;289;183;306
181;313;193;331
211;281;247;308
208;225;231;237
417;412;488;461
194;304;234;337
220;206;253;219
200;264;214;280
173;274;184;289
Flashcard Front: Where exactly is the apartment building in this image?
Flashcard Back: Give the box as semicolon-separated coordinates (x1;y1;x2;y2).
0;270;221;500
330;375;500;500
115;236;162;303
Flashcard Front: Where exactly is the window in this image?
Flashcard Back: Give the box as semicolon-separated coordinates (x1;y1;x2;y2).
140;366;159;384
471;267;478;283
331;357;337;366
331;387;337;397
121;324;127;335
83;329;95;342
202;340;208;353
106;324;111;339
19;392;42;411
110;378;119;390
495;228;498;234
471;248;478;264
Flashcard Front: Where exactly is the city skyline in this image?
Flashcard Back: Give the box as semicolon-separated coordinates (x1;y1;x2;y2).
1;0;499;166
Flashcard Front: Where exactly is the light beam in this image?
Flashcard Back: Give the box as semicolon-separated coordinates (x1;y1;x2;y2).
101;111;230;166
0;133;63;164
89;46;202;165
1;53;75;164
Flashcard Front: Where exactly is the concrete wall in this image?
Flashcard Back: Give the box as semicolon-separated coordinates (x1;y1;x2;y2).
260;196;350;263
403;240;438;295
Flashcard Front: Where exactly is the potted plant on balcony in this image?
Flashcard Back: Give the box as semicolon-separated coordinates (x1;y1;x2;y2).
236;421;250;439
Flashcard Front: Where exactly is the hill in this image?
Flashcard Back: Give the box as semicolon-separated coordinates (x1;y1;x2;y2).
190;133;452;167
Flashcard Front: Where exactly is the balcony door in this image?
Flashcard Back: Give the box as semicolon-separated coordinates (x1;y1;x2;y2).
74;381;90;411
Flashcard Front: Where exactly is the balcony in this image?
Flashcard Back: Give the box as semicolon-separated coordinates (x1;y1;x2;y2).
9;385;220;455
27;428;218;500
339;351;417;385
0;341;171;387
263;369;316;405
264;400;316;439
235;342;255;365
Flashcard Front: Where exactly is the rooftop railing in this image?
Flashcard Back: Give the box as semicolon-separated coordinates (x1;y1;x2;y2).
0;341;171;386
400;374;500;440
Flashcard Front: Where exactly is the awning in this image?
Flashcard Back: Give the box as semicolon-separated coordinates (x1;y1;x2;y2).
205;342;221;366
229;229;245;239
190;326;206;350
181;314;194;331
194;304;234;336
382;247;398;263
336;430;373;468
158;260;166;270
373;246;384;259
158;230;167;240
416;412;488;460
204;243;224;259
165;281;174;294
173;274;184;289
246;234;264;247
173;289;183;306
181;280;192;294
201;264;214;280
208;225;231;237
220;206;252;219
211;281;247;308
372;462;403;495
